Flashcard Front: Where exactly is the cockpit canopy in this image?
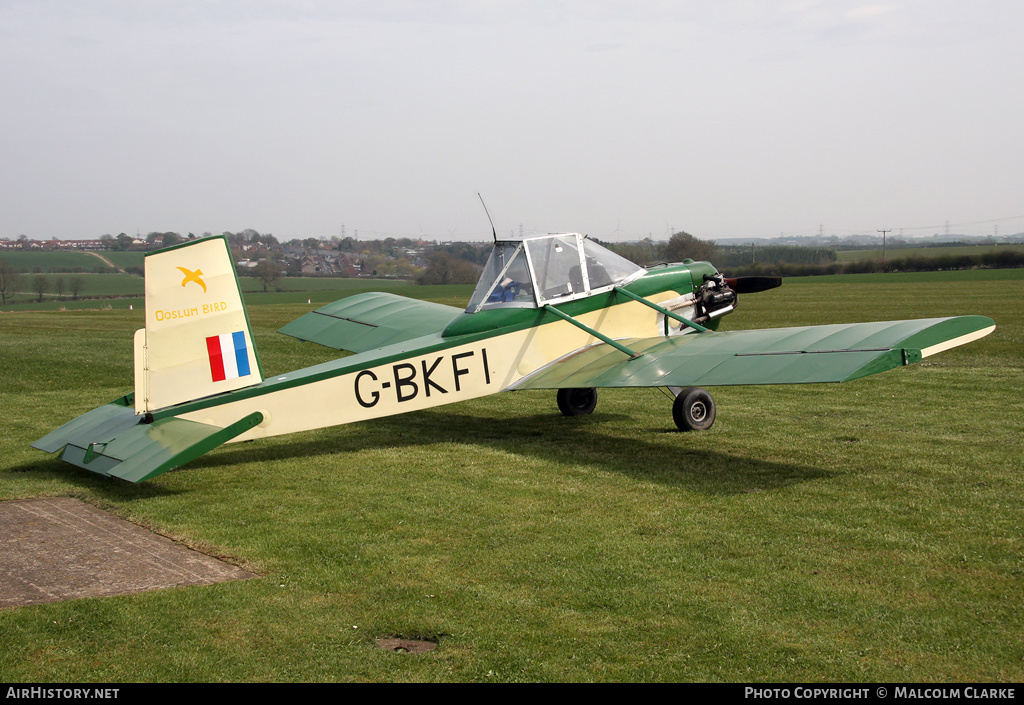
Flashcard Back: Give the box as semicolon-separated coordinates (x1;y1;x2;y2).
466;233;647;313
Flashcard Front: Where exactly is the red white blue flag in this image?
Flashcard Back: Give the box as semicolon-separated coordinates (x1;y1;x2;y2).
205;331;251;382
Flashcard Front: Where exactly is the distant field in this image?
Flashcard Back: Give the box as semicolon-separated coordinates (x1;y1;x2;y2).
240;276;414;293
836;243;1024;262
100;251;146;269
1;272;469;312
240;281;470;307
0;268;1020;682
785;267;1024;285
1;273;143;311
5;265;1023;311
0;250;116;272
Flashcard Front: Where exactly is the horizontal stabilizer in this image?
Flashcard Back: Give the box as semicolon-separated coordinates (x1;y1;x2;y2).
32;396;263;483
278;292;463;353
513;316;995;390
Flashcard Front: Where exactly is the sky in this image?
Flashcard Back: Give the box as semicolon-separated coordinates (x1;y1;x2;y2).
2;0;1023;243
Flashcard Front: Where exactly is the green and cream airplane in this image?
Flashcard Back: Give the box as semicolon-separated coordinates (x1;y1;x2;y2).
34;233;995;483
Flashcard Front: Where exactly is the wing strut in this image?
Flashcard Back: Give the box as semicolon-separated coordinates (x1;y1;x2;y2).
543;305;643;359
614;287;710;333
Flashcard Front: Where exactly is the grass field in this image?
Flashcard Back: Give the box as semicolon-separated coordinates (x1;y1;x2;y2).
0;270;1021;682
0;250;118;273
786;268;1024;285
836;243;1024;262
0;274;429;312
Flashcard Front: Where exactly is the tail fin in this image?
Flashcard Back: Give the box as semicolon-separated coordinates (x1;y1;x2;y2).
134;236;262;413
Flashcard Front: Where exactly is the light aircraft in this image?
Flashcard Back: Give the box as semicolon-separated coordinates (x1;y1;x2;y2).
34;233;994;483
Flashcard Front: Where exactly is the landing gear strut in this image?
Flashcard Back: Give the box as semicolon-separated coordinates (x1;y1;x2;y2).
672;387;716;431
557;388;598;416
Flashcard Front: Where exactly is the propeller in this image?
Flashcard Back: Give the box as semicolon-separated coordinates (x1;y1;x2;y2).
723;276;783;294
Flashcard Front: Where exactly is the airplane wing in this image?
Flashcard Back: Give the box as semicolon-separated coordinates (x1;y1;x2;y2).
511;316;995;390
278;292;464;353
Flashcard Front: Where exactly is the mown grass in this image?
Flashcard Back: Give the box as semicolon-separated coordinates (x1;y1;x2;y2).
0;272;1021;682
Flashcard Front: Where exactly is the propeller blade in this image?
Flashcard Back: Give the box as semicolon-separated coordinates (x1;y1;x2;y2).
724;276;783;294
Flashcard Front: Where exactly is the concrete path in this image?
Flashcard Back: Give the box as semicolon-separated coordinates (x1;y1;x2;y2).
0;498;255;608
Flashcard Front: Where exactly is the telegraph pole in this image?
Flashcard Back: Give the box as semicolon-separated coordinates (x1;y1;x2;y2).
877;229;891;262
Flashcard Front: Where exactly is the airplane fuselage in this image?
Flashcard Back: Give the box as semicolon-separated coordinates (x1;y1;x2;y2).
165;263;715;441
34;232;994;485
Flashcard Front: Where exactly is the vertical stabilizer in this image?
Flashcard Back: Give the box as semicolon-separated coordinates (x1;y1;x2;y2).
135;236;262;413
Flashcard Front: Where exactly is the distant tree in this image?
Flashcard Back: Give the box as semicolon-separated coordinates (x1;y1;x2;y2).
392;256;420;278
416;252;480;285
664;231;717;263
0;259;22;304
55;276;66;300
99;234;116;250
33;274;50;302
600;237;664;266
253;258;282;292
439;242;491;266
68;276;85;301
114;233;133;251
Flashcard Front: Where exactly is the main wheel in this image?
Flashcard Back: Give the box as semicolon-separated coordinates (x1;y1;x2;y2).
672;387;716;431
557;388;598;416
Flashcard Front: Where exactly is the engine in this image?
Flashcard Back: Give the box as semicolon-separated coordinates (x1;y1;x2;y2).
693;273;737;323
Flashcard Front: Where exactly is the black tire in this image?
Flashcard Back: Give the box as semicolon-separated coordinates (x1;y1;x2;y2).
557;388;598;416
672;387;716;431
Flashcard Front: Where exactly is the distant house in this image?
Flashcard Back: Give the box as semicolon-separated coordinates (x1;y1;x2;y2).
300;255;329;274
44;239;106;250
334;253;361;277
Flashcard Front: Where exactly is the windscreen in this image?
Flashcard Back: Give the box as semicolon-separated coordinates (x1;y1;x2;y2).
581;238;646;290
465;243;536;312
465;234;647;313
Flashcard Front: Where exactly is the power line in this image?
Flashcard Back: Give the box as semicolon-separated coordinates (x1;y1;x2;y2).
898;214;1024;232
877;229;891;261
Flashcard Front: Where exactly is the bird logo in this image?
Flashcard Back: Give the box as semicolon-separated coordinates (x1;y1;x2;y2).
177;267;207;293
